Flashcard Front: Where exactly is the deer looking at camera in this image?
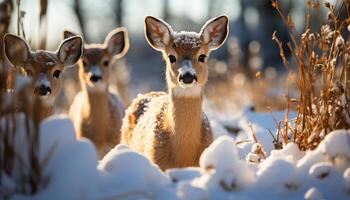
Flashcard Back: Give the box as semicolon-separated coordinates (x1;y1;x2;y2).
66;28;129;157
121;16;229;170
3;34;83;121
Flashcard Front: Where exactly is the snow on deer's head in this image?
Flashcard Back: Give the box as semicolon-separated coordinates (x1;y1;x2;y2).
4;34;83;101
64;28;129;90
144;15;228;97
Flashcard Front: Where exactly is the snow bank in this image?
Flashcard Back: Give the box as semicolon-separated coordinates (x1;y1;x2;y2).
3;112;349;200
97;144;176;200
2;114;99;200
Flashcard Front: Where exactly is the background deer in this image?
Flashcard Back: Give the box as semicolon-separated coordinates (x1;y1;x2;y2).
121;16;228;170
3;34;83;121
66;28;129;158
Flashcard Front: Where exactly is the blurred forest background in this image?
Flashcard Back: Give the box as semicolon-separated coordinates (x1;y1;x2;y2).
2;0;345;111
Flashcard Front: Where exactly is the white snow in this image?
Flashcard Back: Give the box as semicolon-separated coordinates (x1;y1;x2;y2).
2;114;99;200
304;187;324;200
317;129;350;158
97;144;175;200
3;110;350;200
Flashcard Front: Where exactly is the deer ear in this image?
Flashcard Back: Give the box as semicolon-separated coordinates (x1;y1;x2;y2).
4;34;31;67
200;15;229;50
104;28;129;59
57;36;83;66
63;30;78;39
144;16;172;51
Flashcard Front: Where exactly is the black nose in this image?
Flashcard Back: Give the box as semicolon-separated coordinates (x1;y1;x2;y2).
90;75;102;83
179;73;197;84
34;85;51;96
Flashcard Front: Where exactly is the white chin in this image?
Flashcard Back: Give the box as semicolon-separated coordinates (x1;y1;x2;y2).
39;94;50;100
179;81;196;88
87;82;107;92
173;83;202;97
39;95;55;105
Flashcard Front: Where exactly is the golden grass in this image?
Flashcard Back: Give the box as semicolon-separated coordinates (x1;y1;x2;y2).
272;0;350;150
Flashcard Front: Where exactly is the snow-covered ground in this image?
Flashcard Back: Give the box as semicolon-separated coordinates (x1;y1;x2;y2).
2;110;350;200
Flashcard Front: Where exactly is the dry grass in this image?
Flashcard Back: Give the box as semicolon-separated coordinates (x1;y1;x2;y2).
272;0;350;150
0;1;49;197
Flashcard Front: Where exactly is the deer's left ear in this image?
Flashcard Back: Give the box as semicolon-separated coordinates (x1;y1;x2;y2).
104;27;129;59
200;15;229;50
62;30;78;40
57;36;83;66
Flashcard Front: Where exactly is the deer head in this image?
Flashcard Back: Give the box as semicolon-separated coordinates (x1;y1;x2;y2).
63;28;129;90
4;34;83;99
144;16;228;97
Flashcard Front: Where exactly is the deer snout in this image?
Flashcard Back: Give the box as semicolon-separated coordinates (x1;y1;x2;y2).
34;73;51;96
34;85;52;96
179;72;198;84
89;65;102;83
178;60;197;85
90;75;102;83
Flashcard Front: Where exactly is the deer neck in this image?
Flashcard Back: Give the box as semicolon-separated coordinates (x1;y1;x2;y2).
166;89;203;164
82;86;110;123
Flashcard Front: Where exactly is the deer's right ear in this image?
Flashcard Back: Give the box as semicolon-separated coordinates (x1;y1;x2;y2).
4;34;31;67
63;30;78;39
57;36;83;66
144;16;172;51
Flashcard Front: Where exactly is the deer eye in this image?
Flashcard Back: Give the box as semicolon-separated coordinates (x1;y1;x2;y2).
168;55;176;63
103;60;109;67
53;70;61;78
198;54;207;63
25;69;33;76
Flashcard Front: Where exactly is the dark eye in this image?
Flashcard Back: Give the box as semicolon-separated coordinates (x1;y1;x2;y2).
53;70;61;78
168;55;176;63
25;69;33;76
103;60;109;67
198;54;207;63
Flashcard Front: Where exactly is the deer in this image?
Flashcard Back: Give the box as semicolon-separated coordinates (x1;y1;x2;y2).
121;16;229;170
3;34;83;121
65;28;129;158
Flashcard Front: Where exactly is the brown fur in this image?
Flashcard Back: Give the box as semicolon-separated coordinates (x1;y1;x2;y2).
121;16;228;170
3;34;83;121
67;28;129;158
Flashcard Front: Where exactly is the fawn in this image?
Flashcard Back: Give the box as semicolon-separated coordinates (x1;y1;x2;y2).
66;28;129;157
121;16;229;170
3;34;83;121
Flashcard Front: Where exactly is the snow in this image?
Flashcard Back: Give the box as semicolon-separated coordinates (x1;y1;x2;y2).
2;114;99;200
304;187;324;200
97;144;175;200
344;168;350;191
3;110;350;200
308;162;334;179
317;129;350;158
256;156;299;194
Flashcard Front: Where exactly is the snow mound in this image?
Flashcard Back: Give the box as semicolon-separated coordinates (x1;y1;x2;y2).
6;114;99;200
256;156;299;193
304;187;324;200
199;136;239;171
97;145;175;200
195;136;255;193
317;129;350;158
4;112;350;200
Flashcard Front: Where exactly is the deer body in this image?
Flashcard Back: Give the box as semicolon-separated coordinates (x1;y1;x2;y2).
121;16;228;170
66;28;129;157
